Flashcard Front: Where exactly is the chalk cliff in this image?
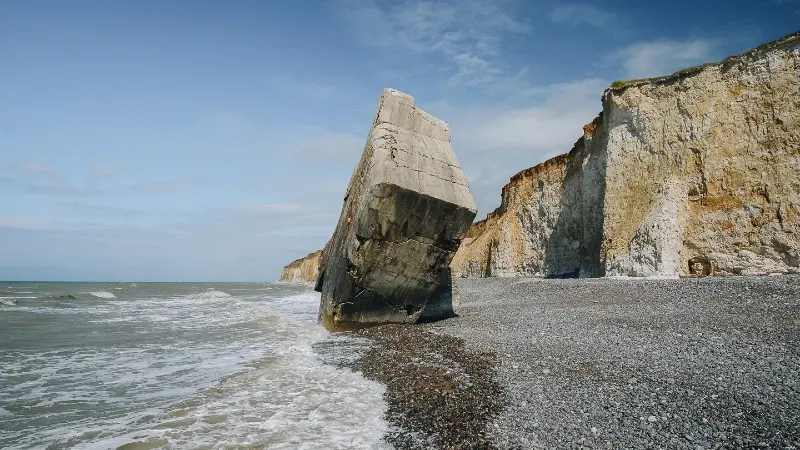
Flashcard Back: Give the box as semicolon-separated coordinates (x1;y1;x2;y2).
453;31;800;278
315;89;477;329
279;250;322;283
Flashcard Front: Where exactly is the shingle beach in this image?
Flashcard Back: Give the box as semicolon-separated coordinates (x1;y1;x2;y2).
333;275;800;449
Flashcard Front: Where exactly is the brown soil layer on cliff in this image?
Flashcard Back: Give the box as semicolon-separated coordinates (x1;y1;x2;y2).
340;325;504;449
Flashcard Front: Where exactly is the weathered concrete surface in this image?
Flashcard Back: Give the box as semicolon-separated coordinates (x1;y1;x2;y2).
316;89;477;330
279;250;322;283
453;31;800;278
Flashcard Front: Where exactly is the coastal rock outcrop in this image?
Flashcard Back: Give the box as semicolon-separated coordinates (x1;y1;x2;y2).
453;31;800;278
315;89;477;329
279;250;322;283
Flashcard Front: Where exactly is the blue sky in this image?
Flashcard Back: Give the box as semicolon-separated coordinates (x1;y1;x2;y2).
0;1;796;281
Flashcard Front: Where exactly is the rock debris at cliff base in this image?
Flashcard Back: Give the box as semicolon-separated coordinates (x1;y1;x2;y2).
321;276;800;449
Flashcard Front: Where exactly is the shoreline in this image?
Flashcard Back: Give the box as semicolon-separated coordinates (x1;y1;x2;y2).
326;324;504;449
326;275;800;449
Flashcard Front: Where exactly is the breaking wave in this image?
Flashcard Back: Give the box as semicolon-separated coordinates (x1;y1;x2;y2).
87;291;117;299
0;283;389;449
182;289;232;301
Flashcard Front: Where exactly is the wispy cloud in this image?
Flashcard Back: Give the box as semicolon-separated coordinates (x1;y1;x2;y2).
0;218;55;230
550;3;617;28
338;0;530;86
90;165;120;180
15;159;63;181
292;131;363;164
25;185;83;197
427;77;608;215
0;175;84;197
60;202;143;217
231;203;313;215
132;181;193;193
611;39;716;79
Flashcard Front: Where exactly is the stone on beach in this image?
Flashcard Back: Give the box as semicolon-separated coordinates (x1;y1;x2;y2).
315;88;477;330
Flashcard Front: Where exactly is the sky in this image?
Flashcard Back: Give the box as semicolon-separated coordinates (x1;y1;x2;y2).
0;1;797;281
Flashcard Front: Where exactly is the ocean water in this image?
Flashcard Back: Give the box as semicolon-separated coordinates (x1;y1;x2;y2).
0;282;390;449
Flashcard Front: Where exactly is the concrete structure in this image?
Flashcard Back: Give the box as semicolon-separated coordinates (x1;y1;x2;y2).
315;89;477;329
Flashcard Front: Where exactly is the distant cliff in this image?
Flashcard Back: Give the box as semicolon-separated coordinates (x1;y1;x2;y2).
453;31;800;278
279;250;322;283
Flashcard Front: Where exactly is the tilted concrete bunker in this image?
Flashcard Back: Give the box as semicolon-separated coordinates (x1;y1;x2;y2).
315;89;477;330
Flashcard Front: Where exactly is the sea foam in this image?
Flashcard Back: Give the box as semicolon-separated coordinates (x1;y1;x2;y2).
0;283;390;449
87;291;117;299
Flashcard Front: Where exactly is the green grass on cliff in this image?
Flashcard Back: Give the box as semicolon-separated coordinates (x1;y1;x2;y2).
610;77;660;89
610;79;636;89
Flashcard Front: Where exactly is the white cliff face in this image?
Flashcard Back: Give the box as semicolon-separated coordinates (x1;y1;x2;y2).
453;31;800;278
279;250;322;283
451;144;599;278
604;181;687;277
601;32;800;277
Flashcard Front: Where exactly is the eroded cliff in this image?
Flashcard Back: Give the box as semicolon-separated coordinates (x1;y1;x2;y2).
453;31;800;278
279;250;322;283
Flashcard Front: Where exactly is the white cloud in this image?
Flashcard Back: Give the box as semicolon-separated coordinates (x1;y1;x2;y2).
338;0;530;86
550;3;617;28
611;39;715;79
427;77;608;215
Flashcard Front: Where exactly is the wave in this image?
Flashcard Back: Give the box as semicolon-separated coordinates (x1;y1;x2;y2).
41;294;78;300
35;292;116;301
0;298;16;306
87;291;117;299
183;289;231;301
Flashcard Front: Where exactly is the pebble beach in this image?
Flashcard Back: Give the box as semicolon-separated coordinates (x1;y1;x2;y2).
334;275;800;449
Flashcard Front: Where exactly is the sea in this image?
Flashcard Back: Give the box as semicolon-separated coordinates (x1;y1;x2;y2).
0;282;390;449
